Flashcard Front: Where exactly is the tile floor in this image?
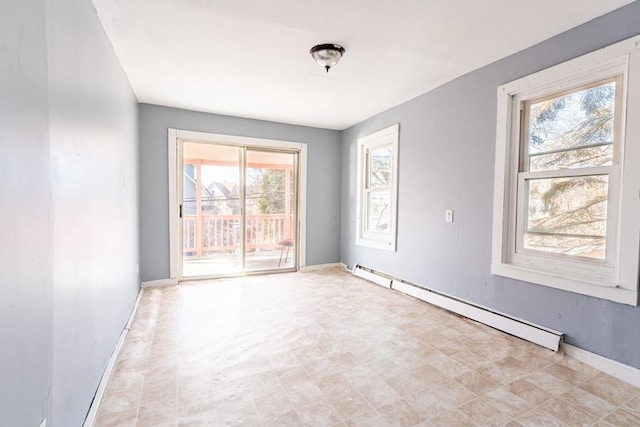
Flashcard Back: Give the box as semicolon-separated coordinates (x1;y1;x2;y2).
95;268;640;427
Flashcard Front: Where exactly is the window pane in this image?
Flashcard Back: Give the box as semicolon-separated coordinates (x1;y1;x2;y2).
366;191;391;233
524;175;608;259
369;146;392;189
527;81;616;171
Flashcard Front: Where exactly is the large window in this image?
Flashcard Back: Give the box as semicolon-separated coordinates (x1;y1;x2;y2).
356;124;399;251
492;36;640;305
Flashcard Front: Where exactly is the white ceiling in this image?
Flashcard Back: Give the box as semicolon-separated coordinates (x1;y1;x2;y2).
92;0;632;130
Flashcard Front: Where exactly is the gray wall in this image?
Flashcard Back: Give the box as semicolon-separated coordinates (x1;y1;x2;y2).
0;2;53;426
341;2;640;368
139;104;341;282
0;1;140;426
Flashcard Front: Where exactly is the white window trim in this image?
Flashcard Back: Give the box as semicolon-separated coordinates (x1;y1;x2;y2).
492;36;640;306
356;124;399;251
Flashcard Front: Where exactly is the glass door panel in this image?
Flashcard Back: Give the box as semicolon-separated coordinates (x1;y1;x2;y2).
245;149;297;272
182;142;243;277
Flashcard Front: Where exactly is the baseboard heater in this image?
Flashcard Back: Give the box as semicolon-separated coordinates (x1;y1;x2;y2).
350;264;563;351
352;264;393;288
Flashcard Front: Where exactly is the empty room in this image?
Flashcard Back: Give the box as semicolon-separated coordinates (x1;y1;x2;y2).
2;1;640;426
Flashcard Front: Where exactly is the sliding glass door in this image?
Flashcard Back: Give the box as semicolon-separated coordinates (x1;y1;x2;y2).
180;141;298;278
245;149;297;272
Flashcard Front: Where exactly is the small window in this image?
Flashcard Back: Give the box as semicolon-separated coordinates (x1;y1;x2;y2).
492;36;640;305
356;124;399;251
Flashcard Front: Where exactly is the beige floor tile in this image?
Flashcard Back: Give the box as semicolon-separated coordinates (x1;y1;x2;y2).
267;350;303;371
454;371;500;395
242;371;283;398
468;343;511;363
423;350;472;378
366;357;405;378
214;398;260;426
177;375;214;404
260;409;304;426
295;345;337;365
502;378;552;407
276;365;313;387
522;371;573;397
137;402;178;427
93;270;640;427
94;408;138;427
353;376;401;408
296;398;344;426
476;356;533;385
450;349;494;371
177;419;218;427
285;381;326;408
595;408;640;426
482;387;532;419
177;397;217;421
376;398;427;427
253;389;292;419
423;379;476;407
328;352;359;369
139;380;177;408
178;409;219;427
98;387;141;415
539;398;599;426
326;387;373;420
344;410;391;427
426;408;476;426
404;389;455;421
458;397;512;427
578;372;640;406
558;385;616;418
340;364;382;388
304;358;338;379
113;356;148;376
315;373;352;396
515;408;566;427
543;362;592;387
622;394;640;416
387;349;431;370
384;365;447;396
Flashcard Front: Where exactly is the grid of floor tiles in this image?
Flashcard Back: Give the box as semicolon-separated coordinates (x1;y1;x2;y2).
95;268;640;426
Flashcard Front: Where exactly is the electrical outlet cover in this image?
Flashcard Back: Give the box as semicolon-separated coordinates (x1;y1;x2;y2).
445;210;454;223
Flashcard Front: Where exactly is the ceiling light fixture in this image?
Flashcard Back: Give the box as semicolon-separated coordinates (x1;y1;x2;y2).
310;44;345;73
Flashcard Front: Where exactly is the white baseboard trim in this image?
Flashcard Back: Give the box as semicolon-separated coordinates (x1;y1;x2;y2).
83;287;143;427
562;343;640;388
300;263;343;272
141;278;178;288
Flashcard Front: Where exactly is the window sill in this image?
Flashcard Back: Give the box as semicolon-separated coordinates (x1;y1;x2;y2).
491;262;638;305
356;237;396;251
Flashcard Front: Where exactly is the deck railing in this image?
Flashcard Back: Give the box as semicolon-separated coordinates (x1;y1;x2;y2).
183;214;292;256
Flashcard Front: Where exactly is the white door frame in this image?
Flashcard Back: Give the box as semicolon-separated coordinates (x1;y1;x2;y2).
168;128;307;281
